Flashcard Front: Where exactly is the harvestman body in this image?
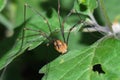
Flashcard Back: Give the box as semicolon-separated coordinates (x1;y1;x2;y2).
22;0;82;54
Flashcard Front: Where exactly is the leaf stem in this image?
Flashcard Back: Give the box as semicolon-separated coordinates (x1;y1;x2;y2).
97;0;113;33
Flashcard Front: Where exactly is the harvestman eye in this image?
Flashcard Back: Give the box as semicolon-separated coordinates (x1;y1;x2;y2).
21;0;83;54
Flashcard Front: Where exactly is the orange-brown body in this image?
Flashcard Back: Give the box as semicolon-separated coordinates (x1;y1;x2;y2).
53;40;67;54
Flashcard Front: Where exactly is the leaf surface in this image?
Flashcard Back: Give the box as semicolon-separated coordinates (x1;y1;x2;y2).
40;36;120;80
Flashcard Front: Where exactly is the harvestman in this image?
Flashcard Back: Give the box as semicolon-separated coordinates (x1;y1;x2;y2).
21;0;83;54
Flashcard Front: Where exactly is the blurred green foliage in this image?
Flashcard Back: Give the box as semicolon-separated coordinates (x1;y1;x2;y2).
0;0;7;12
0;0;120;80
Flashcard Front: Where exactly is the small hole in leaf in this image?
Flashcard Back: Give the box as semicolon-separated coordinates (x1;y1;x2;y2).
92;64;105;74
80;4;87;11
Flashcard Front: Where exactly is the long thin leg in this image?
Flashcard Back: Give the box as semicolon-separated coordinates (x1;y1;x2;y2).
57;0;66;42
66;20;84;45
21;5;50;80
19;4;27;51
66;10;86;45
25;4;52;34
18;34;40;40
24;27;50;40
20;4;52;51
61;10;73;43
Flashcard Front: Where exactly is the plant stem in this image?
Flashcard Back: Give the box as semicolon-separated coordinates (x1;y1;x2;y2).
97;0;113;33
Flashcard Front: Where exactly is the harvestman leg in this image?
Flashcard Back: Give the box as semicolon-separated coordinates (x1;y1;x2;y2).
19;4;26;51
23;3;55;80
66;20;84;45
57;0;76;44
0;5;28;78
57;0;64;42
20;3;56;49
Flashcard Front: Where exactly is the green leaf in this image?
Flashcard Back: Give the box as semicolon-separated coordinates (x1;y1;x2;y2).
0;9;55;70
0;0;7;12
60;0;74;10
23;9;61;50
0;6;83;70
40;36;120;80
103;0;120;22
0;21;46;70
97;0;112;32
0;26;23;70
1;0;43;28
74;0;98;15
